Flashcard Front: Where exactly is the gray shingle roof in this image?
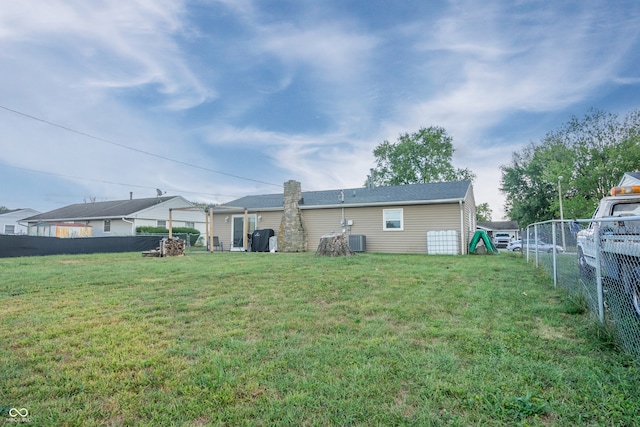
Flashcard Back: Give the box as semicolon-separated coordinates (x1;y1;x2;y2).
218;181;472;210
627;172;640;180
24;196;179;221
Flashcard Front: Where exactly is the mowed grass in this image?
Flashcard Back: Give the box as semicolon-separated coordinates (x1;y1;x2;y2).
1;252;638;426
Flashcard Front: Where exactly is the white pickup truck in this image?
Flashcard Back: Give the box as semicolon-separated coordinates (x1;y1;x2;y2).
576;185;640;314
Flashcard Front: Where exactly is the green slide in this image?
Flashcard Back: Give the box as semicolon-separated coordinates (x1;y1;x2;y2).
469;230;499;254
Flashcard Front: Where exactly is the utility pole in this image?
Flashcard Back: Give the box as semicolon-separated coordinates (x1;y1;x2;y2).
558;176;566;251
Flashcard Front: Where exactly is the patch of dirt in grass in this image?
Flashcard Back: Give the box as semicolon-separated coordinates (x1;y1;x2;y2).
191;416;212;426
58;259;84;265
394;381;416;418
539;411;558;426
99;399;126;426
236;384;270;402
535;318;575;342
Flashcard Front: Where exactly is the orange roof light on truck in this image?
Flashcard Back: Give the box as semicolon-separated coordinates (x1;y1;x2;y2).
610;185;640;196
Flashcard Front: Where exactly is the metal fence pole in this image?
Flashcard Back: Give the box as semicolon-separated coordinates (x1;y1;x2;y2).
593;222;605;324
552;221;558;288
520;224;531;264
522;217;640;361
527;224;540;268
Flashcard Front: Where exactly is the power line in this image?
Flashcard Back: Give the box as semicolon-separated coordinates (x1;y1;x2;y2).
0;104;283;188
0;162;240;199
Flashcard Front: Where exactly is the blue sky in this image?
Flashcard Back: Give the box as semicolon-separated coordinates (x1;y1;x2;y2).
2;0;640;219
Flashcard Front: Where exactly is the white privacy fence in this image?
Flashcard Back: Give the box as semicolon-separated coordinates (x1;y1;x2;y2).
524;218;640;361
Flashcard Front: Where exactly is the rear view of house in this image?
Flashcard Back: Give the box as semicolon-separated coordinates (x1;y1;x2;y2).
211;180;476;254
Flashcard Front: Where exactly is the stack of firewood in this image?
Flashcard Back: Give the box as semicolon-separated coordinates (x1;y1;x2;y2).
142;237;187;257
160;237;186;257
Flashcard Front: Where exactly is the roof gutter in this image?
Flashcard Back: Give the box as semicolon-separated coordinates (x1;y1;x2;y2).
214;197;465;213
25;215;137;222
299;197;465;210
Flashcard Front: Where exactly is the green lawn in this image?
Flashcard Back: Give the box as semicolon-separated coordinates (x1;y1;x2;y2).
1;252;638;426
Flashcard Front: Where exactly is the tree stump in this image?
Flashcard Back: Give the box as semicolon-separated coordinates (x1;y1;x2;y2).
315;233;354;257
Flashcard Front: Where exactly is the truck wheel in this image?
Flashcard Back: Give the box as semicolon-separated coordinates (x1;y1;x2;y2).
632;286;640;317
620;271;640;316
578;249;585;267
622;272;640;317
577;249;594;281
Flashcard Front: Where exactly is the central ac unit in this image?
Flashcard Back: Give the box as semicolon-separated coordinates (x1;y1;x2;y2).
348;234;366;252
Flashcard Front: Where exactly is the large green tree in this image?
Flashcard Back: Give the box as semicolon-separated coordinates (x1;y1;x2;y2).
476;202;493;222
368;126;475;186
500;109;640;225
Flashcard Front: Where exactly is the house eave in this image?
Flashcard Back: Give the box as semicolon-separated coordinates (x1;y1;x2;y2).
301;198;465;210
215;197;466;213
212;207;284;214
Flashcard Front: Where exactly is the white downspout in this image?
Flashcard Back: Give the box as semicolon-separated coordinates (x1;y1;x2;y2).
459;200;465;254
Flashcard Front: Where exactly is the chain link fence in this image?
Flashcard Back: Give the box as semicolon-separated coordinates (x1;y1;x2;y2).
523;218;640;360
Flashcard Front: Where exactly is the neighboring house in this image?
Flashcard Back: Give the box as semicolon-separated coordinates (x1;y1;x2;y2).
0;208;40;235
211;180;476;254
618;171;640;187
477;220;520;245
23;196;206;237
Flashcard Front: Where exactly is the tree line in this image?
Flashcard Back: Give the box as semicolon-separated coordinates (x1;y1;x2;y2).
367;108;640;225
500;108;640;225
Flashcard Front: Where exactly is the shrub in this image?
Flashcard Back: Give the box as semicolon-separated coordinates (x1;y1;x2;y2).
136;226;200;245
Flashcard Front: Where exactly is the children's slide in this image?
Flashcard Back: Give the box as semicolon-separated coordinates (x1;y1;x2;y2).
469;230;499;254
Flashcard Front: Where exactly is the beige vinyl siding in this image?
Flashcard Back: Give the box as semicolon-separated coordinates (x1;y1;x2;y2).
210;213;231;249
302;208;348;252
303;203;462;254
254;211;283;235
213;197;474;254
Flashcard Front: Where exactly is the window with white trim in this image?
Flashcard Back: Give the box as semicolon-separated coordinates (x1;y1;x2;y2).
104;219;111;233
185;222;195;229
157;220;166;228
383;208;404;231
5;225;15;234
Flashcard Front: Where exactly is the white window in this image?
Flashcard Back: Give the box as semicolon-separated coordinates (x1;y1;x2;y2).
383;209;404;231
185;222;195;229
104;220;111;233
5;225;15;234
157;220;166;228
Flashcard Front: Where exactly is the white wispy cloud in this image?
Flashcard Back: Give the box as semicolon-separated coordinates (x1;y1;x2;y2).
0;0;211;111
395;1;640;215
244;0;640;215
2;0;640;217
258;24;378;83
